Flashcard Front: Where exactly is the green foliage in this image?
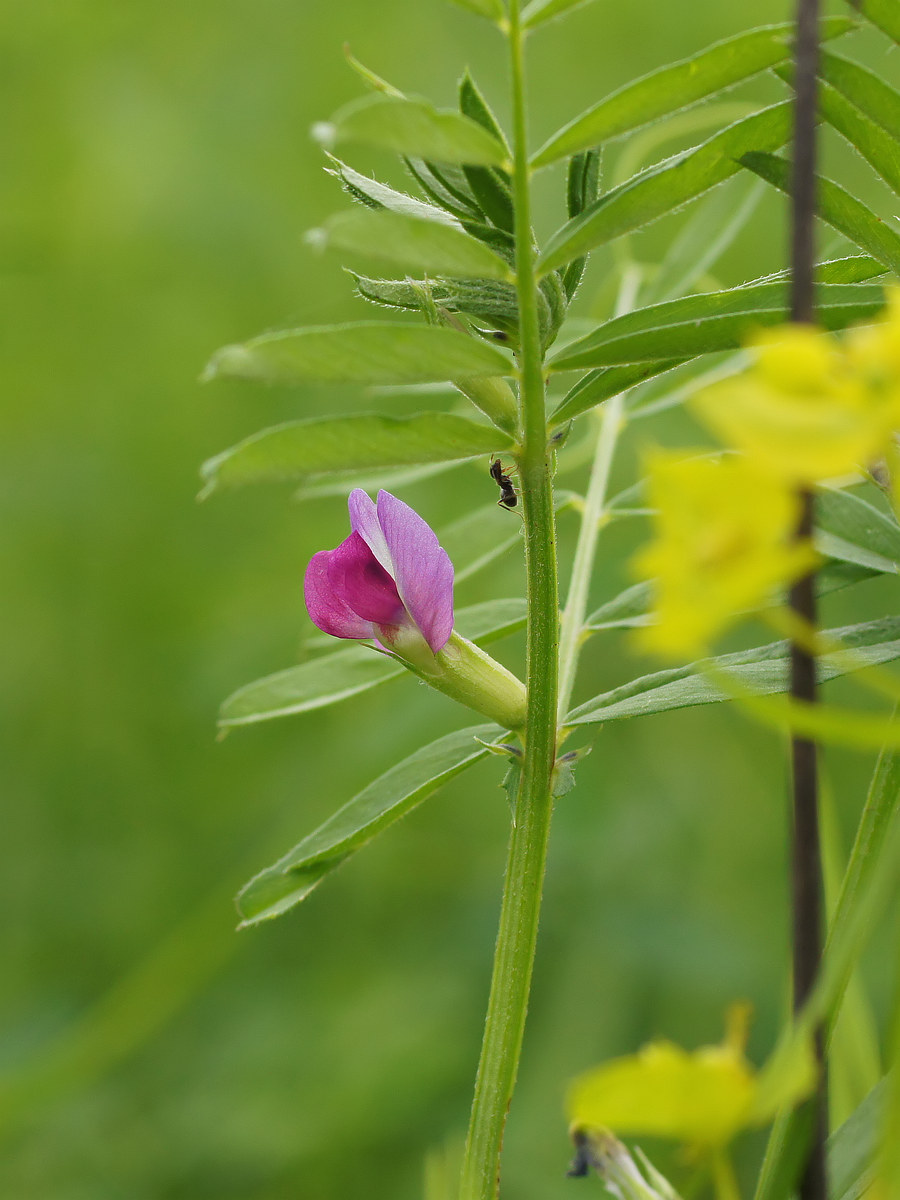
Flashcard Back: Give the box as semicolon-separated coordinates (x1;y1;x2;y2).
310;207;514;280
565;618;900;726
850;0;900;44
537;103;793;274
203;322;510;387
236;725;502;925
741;152;900;277
551;360;685;425
532;21;851;168
820;52;900;140
314;94;509;165
200;411;512;494
548;281;885;372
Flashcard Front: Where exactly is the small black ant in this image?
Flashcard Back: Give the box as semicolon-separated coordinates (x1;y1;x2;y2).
490;456;518;510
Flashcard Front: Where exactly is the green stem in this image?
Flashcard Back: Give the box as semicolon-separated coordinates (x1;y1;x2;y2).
557;392;624;720
458;2;560;1197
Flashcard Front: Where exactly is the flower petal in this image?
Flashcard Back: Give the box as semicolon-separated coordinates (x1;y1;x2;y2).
348;489;392;574
326;531;406;625
376;490;454;652
303;548;375;640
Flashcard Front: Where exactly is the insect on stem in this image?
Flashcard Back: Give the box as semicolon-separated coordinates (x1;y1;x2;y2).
490;455;519;510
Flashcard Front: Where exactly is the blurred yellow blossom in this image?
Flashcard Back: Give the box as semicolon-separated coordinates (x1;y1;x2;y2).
632;452;817;659
567;1005;816;1152
690;321;899;484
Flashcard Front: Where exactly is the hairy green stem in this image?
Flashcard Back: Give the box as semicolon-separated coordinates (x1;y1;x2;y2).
458;2;560;1196
557;392;624;720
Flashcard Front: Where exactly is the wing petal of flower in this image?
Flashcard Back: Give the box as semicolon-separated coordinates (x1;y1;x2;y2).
303;547;376;640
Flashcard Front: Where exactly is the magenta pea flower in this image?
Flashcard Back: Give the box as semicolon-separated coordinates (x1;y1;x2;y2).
303;489;526;730
304;488;454;654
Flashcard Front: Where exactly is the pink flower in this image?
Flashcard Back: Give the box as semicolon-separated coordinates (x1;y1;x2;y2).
304;489;454;654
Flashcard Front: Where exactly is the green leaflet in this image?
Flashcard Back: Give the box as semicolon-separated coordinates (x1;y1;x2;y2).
821;52;900;141
459;72;514;233
562;148;601;299
547;281;885;371
235;724;502;925
819;80;900;195
203;322;511;388
828;1082;884;1200
537;103;793;274
314;93;508;166
219;598;527;729
817;486;900;571
847;0;900;44
531;22;851;168
327;157;458;224
551;360;687;426
776;64;900;196
522;0;597;27
200;411;512;495
311;208;513;281
565;617;900;726
741;152;900;278
446;0;505;20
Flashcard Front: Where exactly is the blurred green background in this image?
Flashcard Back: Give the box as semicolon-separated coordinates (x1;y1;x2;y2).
3;1;899;1197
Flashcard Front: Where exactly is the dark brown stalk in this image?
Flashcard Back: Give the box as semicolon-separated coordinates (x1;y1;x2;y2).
789;2;827;1200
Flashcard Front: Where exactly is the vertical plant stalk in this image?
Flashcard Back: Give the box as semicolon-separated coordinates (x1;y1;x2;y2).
789;3;827;1200
557;392;624;720
459;2;560;1197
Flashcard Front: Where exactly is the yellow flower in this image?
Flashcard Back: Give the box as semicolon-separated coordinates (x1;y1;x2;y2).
845;287;900;405
567;1005;815;1153
632;452;817;659
691;323;895;484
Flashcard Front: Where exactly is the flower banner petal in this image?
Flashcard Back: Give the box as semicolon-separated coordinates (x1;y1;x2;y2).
376;490;454;653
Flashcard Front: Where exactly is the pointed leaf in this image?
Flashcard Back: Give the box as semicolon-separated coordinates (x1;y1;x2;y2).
776;64;900;196
551;359;687;425
537;103;793;274
821;52;900;141
327;158;457;224
847;0;900;44
548;281;885;371
219;598;527;729
459;72;514;232
314;94;508;166
828;1082;884;1200
204;322;511;388
201;411;512;494
532;22;851;168
741;152;900;278
566;617;900;726
817;487;900;572
310;208;513;280
236;724;501;925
